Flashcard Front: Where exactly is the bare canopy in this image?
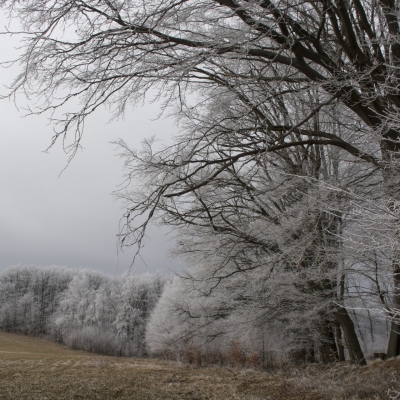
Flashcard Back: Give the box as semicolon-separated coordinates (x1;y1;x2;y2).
2;0;400;363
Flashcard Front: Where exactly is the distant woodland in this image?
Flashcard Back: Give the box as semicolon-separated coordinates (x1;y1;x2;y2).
0;266;165;357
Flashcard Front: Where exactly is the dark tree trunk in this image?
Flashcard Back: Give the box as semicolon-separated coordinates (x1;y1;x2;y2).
386;259;400;358
336;274;346;362
381;145;400;357
336;308;366;366
386;322;400;358
335;321;346;362
318;319;338;363
384;229;400;358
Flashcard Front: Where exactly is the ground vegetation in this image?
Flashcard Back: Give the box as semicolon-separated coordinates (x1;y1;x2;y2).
0;331;399;400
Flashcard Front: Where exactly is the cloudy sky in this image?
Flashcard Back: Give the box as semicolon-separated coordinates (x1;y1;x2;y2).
0;15;180;275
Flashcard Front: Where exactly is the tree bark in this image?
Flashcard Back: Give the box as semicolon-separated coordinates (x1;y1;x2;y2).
336;308;366;365
380;143;400;358
335;321;346;362
318;319;338;363
386;322;400;358
386;259;400;358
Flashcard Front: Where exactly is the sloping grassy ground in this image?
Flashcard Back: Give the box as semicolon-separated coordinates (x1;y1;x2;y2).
0;331;398;399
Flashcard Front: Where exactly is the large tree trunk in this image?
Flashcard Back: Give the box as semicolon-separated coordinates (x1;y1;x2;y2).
382;144;400;357
386;260;400;358
386;322;400;358
318;319;338;363
336;308;366;366
335;321;346;362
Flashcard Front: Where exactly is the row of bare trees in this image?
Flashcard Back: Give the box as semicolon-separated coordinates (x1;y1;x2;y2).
2;0;400;364
141;136;392;364
0;265;165;356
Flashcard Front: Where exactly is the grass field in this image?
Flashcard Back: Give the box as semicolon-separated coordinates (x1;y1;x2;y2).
0;331;399;399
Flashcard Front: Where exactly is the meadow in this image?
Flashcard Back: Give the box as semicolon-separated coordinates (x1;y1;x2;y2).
0;331;399;399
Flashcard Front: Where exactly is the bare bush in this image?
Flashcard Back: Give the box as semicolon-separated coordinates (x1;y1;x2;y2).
64;327;120;356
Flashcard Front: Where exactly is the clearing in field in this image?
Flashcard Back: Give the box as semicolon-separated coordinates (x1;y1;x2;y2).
0;331;399;399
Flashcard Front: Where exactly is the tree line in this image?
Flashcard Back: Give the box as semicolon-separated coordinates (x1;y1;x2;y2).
0;265;165;356
0;264;389;364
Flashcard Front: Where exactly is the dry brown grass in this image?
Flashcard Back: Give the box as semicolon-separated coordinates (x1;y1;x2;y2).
0;331;398;399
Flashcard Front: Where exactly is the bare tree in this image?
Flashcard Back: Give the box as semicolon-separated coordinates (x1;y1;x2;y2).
2;0;398;161
2;0;400;358
120;106;372;363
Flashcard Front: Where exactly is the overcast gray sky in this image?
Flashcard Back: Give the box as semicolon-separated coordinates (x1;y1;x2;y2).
0;15;180;276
